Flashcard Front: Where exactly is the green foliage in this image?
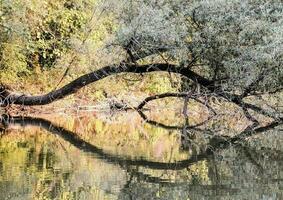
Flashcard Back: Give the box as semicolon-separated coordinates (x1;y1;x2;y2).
0;39;31;82
0;0;97;84
25;0;90;69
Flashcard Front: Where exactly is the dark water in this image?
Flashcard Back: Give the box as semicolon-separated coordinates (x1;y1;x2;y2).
0;111;282;200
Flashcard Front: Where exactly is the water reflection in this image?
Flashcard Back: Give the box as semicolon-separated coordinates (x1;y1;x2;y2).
0;112;282;200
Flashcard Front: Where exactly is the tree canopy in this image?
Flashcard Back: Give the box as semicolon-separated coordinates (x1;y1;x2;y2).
113;0;283;93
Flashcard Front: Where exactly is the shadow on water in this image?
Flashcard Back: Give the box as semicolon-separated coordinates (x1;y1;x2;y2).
0;112;282;199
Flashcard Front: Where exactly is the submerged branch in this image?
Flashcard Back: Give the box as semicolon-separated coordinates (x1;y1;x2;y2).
137;92;216;115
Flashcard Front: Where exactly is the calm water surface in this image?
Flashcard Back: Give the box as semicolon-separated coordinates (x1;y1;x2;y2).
0;111;282;200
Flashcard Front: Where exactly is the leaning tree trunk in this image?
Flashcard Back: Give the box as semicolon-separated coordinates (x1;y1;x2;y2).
0;62;213;106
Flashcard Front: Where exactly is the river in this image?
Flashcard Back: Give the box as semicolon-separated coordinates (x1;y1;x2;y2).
0;110;282;200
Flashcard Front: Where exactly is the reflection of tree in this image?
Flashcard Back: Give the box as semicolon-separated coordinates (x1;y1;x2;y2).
137;109;216;151
2;115;208;170
1;114;283;200
2;114;282;171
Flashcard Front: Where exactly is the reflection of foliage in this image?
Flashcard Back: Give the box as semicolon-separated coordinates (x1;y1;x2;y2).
0;130;63;199
52;113;190;162
0;128;119;200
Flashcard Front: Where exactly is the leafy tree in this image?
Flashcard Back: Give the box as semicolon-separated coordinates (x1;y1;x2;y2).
114;0;283;94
